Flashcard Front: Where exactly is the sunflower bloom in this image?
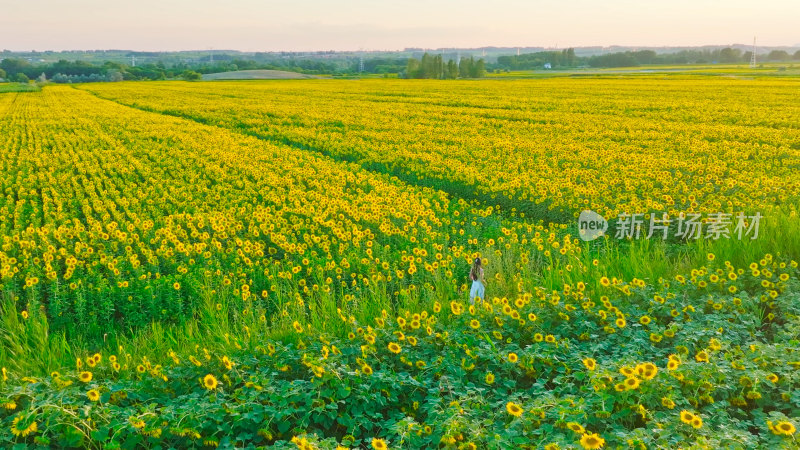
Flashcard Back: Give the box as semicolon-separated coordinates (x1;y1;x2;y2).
87;389;100;402
203;374;218;390
580;432;605;449
506;401;523;417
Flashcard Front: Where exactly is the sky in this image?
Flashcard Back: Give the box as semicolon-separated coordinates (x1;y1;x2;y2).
2;0;798;52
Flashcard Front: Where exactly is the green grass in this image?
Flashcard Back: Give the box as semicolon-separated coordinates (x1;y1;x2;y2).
0;83;40;93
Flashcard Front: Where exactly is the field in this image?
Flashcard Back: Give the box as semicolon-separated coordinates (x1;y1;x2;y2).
1;75;799;449
201;70;322;81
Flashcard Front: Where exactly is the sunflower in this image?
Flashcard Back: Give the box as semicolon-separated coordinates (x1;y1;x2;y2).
661;397;675;409
641;363;658;380
203;374;218;390
600;277;610;287
469;319;480;329
680;410;695;424
361;364;373;375
582;358;597;371
508;353;519;363
624;377;640;390
387;342;402;354
567;422;585;433
639;315;651;325
10;415;38;437
766;373;778;383
222;356;234;370
615;318;626;328
79;371;93;383
87;389;100;402
506;402;523;417
372;438;388;450
691;416;703;429
292;321;304;333
579;432;605;450
774;421;796;436
695;350;709;363
485;372;495;384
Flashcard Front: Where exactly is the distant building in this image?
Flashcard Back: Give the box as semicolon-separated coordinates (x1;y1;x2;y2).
544;63;552;69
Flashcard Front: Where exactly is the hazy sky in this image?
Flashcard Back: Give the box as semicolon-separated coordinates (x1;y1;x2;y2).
2;0;798;51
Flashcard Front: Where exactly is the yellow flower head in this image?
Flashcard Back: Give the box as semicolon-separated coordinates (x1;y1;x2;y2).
506;401;523;417
579;432;605;450
203;374;218;390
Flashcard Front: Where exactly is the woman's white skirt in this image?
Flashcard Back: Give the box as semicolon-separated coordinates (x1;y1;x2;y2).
469;281;485;303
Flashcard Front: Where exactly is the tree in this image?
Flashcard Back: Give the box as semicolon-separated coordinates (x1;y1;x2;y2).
180;70;202;81
405;58;420;78
767;50;790;61
0;58;31;77
459;57;474;78
472;59;486;78
15;73;29;83
0;68;6;80
566;48;576;66
446;60;458;79
794;50;800;60
719;48;742;63
107;70;124;82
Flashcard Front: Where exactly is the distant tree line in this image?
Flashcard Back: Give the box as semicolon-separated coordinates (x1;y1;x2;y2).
403;53;486;79
0;56;341;83
2;47;798;84
495;48;800;70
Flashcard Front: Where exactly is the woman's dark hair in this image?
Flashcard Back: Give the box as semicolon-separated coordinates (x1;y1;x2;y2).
470;257;481;281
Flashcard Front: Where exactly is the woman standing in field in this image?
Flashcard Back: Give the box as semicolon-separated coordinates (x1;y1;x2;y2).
469;257;486;304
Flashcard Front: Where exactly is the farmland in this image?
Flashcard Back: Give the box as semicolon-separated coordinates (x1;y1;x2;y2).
0;76;799;448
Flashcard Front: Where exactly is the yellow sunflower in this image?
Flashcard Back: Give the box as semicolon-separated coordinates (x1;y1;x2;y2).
579;432;605;449
87;389;100;402
203;374;218;390
506;402;523;417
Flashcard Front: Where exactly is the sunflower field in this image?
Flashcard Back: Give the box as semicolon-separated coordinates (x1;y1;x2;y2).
1;75;799;449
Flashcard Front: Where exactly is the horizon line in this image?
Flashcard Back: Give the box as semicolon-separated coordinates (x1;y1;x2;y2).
4;42;800;54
